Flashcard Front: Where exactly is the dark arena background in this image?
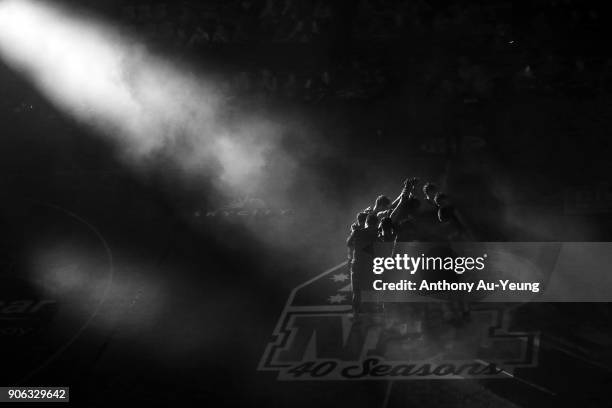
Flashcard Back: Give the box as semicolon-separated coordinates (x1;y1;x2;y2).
1;0;612;406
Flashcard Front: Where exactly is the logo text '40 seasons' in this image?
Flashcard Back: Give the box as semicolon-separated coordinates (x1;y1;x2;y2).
259;263;539;380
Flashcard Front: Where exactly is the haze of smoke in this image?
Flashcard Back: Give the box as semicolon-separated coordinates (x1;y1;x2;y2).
0;0;288;196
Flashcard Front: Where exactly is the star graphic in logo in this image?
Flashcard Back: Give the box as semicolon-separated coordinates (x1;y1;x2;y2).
328;294;347;304
331;273;349;283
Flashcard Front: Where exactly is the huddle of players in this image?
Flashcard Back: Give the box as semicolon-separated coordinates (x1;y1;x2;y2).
346;178;470;313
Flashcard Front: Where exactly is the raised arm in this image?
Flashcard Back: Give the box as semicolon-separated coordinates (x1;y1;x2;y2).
391;177;418;209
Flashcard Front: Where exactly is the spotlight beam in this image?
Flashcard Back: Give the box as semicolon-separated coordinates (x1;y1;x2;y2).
0;0;281;194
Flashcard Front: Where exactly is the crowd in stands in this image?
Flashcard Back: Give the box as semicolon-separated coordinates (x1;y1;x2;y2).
224;62;389;105
111;0;612;105
5;1;612;120
118;0;334;45
116;0;601;46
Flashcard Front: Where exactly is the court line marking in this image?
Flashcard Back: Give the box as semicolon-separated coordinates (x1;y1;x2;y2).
17;202;114;384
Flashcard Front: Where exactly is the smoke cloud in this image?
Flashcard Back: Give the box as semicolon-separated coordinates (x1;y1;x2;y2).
0;0;288;197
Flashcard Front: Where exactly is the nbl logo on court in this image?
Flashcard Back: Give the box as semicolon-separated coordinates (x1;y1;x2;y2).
259;263;539;380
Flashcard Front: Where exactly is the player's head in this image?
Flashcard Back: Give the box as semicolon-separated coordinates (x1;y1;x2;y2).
374;195;391;211
438;205;455;223
365;213;379;229
423;182;438;201
356;211;368;227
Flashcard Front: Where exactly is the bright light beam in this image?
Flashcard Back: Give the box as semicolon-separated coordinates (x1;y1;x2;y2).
0;0;282;193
